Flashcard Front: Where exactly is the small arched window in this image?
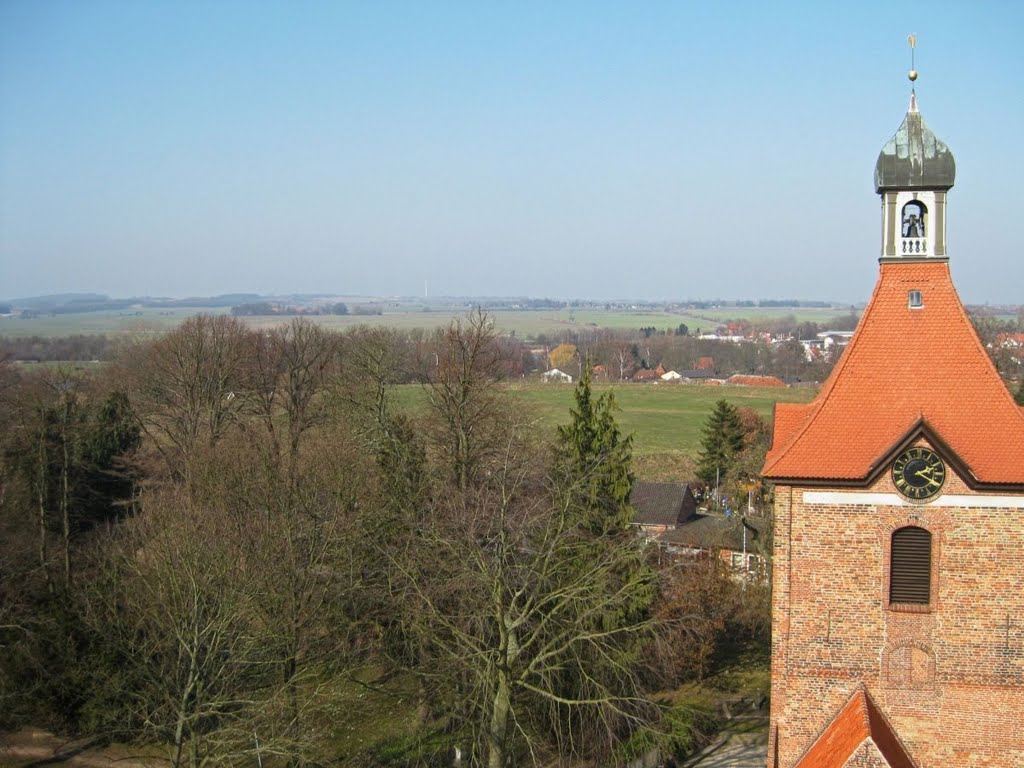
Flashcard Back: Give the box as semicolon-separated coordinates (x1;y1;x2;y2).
890;526;932;605
901;201;928;238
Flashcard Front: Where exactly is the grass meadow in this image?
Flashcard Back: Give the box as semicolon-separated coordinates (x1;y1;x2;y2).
1;305;852;340
398;381;817;481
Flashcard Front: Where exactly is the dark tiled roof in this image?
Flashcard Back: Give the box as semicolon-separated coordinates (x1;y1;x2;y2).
677;370;718;379
660;514;763;552
629;482;692;527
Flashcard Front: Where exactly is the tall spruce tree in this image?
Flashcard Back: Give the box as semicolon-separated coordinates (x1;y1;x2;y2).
548;363;654;756
555;364;635;534
1016;377;1024;406
696;398;746;490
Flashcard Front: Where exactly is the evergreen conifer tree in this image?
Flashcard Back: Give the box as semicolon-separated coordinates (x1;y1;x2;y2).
549;363;654;750
696;398;746;490
1016;378;1024;406
555;364;635;534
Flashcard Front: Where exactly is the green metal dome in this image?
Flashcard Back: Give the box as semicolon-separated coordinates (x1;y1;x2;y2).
874;94;956;193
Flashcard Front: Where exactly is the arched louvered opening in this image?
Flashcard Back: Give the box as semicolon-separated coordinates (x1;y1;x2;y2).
890;526;932;605
900;200;929;255
901;200;927;237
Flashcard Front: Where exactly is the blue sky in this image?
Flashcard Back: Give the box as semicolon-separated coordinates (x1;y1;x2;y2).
1;1;1022;303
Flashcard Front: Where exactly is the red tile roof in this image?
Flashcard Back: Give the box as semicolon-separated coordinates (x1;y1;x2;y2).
764;261;1024;485
794;687;916;768
995;332;1024;347
632;368;662;381
727;374;786;387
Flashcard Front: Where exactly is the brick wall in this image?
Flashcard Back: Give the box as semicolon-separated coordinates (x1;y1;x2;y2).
769;444;1024;767
844;742;892;768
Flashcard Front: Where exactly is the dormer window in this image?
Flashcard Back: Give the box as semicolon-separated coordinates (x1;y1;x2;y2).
908;290;923;308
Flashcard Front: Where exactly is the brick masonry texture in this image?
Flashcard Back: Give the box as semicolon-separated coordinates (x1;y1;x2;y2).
844;742;894;768
768;460;1024;767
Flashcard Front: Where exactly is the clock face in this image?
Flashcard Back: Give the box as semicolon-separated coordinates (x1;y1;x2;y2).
892;447;946;500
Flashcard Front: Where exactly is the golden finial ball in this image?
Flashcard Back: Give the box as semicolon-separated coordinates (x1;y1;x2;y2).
908;69;918;82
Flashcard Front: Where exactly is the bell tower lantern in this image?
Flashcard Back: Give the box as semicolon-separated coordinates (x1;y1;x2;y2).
875;57;956;261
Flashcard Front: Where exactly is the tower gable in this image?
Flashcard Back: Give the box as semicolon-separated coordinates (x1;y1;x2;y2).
763;260;1024;487
793;687;916;768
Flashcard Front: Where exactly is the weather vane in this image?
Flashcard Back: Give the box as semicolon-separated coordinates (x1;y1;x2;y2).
907;34;918;87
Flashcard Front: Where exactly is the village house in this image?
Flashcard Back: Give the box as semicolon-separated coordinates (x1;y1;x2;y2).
675;369;721;383
659;513;765;575
631;364;666;382
629;481;698;536
629;482;765;576
541;368;573;383
993;332;1024;348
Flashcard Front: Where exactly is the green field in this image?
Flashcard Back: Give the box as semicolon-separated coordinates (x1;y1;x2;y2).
0;305;854;340
681;306;858;325
0;307;231;338
505;381;815;454
398;381;817;480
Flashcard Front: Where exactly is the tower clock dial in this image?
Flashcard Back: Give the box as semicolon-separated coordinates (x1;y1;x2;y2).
892;447;946;500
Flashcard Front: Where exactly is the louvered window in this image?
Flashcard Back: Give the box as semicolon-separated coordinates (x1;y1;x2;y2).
890;526;932;605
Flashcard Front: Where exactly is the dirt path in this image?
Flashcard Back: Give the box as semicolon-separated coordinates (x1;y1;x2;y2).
0;729;161;767
681;730;768;768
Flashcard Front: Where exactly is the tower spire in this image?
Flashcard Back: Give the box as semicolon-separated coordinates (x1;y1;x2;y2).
908;33;918;90
875;38;955;261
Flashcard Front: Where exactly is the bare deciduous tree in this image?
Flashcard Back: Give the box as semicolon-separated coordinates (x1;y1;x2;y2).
389;434;656;767
422;309;513;494
122;315;248;483
84;490;268;768
241;318;337;483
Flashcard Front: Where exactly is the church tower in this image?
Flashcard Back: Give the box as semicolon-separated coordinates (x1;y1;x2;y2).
762;53;1024;768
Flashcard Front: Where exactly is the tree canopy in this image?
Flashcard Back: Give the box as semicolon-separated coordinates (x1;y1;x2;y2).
555;365;635;534
695;398;746;490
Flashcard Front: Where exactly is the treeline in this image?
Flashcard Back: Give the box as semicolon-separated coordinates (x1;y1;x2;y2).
0;312;769;767
0;334;118;362
6;293;262;313
538;328;839;382
231;301;388;317
9;305;1020;388
0;322;846;383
